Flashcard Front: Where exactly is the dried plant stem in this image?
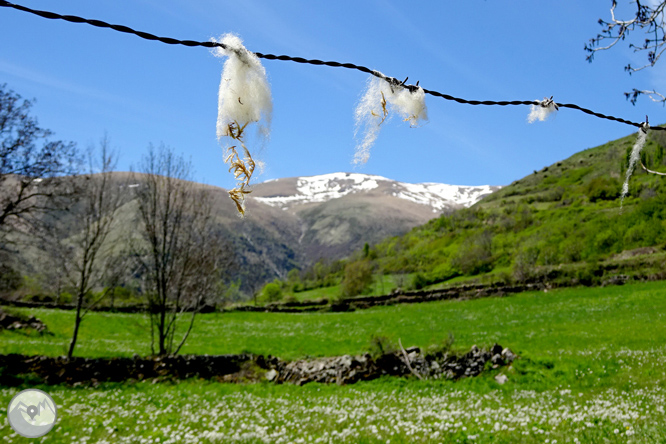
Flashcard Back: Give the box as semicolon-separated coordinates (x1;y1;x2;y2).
370;91;389;125
640;159;666;176
223;120;256;216
398;338;423;380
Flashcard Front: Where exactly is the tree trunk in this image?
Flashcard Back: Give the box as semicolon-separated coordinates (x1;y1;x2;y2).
159;303;167;356
67;290;85;359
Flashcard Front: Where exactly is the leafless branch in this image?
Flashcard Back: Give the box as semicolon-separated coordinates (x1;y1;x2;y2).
586;1;666;103
0;85;80;241
640;158;666;175
398;338;423;380
625;88;666;105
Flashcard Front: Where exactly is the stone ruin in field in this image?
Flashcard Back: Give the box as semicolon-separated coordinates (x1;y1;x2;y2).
0;308;52;335
266;343;517;385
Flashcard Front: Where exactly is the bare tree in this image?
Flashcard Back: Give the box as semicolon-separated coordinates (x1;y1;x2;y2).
39;135;126;358
132;144;231;356
586;1;666;104
68;137;126;358
0;84;79;240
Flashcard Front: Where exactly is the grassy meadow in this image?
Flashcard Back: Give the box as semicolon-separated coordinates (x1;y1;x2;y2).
1;281;666;442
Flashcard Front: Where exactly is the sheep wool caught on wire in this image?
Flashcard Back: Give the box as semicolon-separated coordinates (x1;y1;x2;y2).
353;74;428;165
621;120;650;207
527;96;559;123
212;33;272;216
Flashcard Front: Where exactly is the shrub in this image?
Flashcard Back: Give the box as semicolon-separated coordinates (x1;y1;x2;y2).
584;177;620;202
283;294;297;304
58;292;73;304
512;244;540;282
222;279;244;303
656;143;664;166
368;335;397;359
593;229;620;254
261;282;283;303
0;264;22;296
576;262;603;286
286;268;302;292
428;263;460;284
496;270;513;285
561;239;583;263
623;222;649;246
539;244;561;266
29;294;54;303
451;230;493;275
411;272;428;290
340;260;374;298
539;186;565;202
427;332;456;357
111;286;132;300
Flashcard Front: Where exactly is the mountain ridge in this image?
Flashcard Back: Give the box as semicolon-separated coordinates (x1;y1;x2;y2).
247;172;500;262
5;171;500;298
251;172;498;212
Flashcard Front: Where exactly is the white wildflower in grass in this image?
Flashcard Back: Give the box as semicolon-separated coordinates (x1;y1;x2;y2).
3;383;664;443
353;74;428;164
212;33;272;216
527;96;558;123
621;123;650;206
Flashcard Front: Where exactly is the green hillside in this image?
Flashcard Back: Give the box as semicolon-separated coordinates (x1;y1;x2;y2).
276;129;666;300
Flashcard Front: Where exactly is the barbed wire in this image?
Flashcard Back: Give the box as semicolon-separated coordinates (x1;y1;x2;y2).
0;0;661;131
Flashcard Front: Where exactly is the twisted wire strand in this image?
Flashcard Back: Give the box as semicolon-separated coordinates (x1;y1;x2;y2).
0;0;660;131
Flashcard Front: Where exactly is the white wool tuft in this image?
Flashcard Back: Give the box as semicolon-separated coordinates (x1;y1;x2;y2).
621;127;649;205
212;33;272;138
527;99;557;123
353;77;385;164
389;85;428;126
353;75;428;164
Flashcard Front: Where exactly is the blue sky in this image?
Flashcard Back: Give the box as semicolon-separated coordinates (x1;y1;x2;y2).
1;1;665;189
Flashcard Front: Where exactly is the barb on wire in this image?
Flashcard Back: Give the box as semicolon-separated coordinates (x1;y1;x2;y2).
0;0;663;131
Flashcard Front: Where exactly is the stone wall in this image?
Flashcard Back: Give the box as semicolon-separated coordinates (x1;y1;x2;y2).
0;344;516;386
268;344;517;385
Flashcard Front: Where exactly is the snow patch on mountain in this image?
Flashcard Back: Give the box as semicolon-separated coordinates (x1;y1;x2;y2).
395;183;498;210
253;172;499;211
295;172;385;200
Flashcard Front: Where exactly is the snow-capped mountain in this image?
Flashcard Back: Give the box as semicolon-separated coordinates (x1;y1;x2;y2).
251;172;499;213
243;172;500;262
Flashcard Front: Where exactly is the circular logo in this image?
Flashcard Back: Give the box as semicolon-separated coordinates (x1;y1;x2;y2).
7;389;57;438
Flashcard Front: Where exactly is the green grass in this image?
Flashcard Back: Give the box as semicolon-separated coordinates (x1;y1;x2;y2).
1;281;665;366
3;281;666;442
290;284;341;302
288;273;408;302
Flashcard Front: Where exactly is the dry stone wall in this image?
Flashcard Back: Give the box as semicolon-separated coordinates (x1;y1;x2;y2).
0;344;516;386
267;343;516;385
